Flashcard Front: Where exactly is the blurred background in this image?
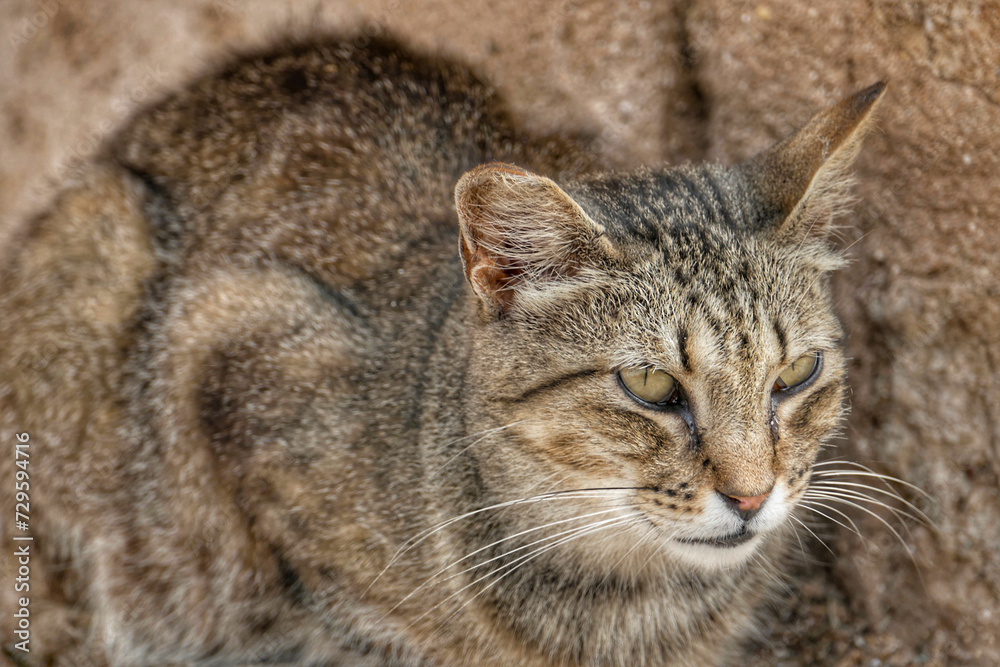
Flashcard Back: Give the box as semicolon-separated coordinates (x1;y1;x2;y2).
1;0;997;664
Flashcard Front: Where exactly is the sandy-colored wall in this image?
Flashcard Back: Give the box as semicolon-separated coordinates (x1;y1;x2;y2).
2;0;997;664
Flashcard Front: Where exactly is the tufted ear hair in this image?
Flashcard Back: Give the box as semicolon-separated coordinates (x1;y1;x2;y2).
454;162;612;316
737;82;886;243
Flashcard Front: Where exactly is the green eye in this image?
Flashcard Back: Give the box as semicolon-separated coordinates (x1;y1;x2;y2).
773;352;821;392
619;367;680;406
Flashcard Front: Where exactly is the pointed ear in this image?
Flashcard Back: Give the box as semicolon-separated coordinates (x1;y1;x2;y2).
737;82;886;242
455;163;610;315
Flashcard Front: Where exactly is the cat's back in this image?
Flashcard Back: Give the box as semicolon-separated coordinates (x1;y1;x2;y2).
1;35;520;434
0;34;551;490
0;37;569;661
110;35;548;285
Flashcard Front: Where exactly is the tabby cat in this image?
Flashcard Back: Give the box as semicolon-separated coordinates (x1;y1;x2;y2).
0;35;885;666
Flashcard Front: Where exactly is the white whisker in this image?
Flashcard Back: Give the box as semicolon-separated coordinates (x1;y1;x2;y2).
798;500;864;539
387;505;630;613
407;515;641;631
364;487;635;593
811;462;933;500
789;516;809;559
443;517;646;624
789;514;836;559
429;421;529;475
599;522;668;588
748;549;792;596
803;487;928;590
808;480;933;526
804;487;925;526
800;490;916;554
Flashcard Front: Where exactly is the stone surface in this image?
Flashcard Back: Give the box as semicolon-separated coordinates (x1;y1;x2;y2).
1;0;997;663
685;2;999;663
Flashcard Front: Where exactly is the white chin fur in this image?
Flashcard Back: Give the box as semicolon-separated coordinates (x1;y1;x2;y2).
661;482;791;572
662;535;763;571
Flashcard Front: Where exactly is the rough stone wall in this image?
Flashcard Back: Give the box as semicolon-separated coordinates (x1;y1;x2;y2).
688;2;1000;664
1;0;997;664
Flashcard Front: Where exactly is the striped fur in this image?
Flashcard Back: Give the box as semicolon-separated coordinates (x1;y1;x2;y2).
0;34;883;666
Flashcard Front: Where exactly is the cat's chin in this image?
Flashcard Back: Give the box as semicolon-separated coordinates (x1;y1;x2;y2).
663;532;765;571
656;482;792;571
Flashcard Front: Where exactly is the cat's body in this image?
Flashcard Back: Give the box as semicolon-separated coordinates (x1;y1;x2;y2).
0;36;883;666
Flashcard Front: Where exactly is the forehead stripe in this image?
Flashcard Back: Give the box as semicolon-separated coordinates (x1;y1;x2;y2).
676;172;718;226
678;328;691;373
700;170;736;229
772;318;788;364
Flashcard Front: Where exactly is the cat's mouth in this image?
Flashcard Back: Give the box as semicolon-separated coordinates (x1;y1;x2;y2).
677;528;755;549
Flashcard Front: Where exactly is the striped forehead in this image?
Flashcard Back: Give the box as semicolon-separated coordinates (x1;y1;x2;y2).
569;166;832;372
613;225;797;377
575;166;743;243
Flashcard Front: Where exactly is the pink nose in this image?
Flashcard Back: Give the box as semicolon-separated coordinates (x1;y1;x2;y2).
727;492;770;512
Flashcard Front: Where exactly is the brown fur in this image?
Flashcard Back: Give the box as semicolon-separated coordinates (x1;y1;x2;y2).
0;34;883;666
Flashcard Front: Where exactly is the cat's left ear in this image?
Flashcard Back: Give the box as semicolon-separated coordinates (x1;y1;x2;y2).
455;163;612;316
737;82;886;243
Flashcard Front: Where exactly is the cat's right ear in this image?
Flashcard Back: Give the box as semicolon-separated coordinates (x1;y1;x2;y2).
737;82;886;244
455;163;611;317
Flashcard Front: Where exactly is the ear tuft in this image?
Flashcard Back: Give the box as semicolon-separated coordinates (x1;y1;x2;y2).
454;163;608;315
738;81;887;243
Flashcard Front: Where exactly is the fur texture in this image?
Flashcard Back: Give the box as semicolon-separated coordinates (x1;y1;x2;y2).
0;35;883;666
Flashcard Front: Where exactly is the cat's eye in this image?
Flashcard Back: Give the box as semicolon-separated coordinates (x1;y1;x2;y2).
773;352;821;392
619;367;681;406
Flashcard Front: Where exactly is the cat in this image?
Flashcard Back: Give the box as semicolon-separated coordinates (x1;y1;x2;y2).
0;34;885;666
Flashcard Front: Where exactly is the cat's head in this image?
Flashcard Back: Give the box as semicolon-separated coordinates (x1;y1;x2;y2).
452;83;885;571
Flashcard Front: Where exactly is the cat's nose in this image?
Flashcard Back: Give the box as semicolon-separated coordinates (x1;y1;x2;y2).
719;489;771;522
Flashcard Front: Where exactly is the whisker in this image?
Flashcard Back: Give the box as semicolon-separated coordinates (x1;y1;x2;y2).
408;515;640;630
807;480;934;526
811;462;933;500
798;499;864;539
364;487;640;592
804;487;925;526
620;525;684;587
802;488;928;589
788;516;809;560
748;549;793;596
443;516;646;625
782;530;826;568
599;522;670;588
494;472;573;525
386;506;630;613
803;487;925;550
429;421;529;475
789;514;836;559
800;490;916;555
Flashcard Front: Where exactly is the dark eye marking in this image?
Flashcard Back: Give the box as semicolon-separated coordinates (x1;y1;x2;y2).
497;369;599;404
788;382;841;431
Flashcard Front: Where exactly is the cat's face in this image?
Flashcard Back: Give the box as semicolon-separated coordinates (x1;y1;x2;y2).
453;83;884;573
462;181;847;570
